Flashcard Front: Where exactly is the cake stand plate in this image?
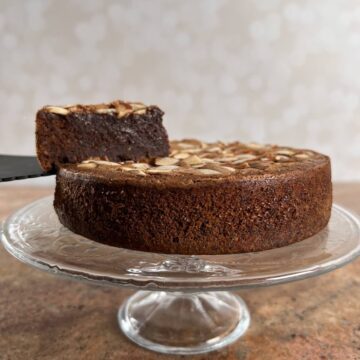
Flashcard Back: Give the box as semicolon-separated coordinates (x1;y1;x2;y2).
2;197;360;355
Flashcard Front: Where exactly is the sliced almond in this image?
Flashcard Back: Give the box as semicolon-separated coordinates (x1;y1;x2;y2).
207;146;222;153
173;152;190;160
133;108;147;115
46;106;69;115
186;148;203;154
191;164;206;168
114;102;132;117
275;155;290;162
182;139;204;147
216;154;256;163
295;153;310;160
63;104;78;109
81;160;94;164
222;152;234;158
196;168;221;176
183;155;203;166
118;110;133;117
147;165;179;174
89;160;120;166
96;108;117;114
155;157;179;166
131;163;150;170
132;170;147;176
236;154;257;161
199;152;216;159
276;149;295;156
216;156;239;162
122;168;147;176
220;166;236;173
130;102;146;110
201;158;216;164
177;142;196;150
246;143;264;150
205;163;236;174
233;159;248;165
77;163;97;169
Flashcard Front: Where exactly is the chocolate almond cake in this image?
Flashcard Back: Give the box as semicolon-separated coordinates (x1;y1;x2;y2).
36;100;170;171
54;140;332;255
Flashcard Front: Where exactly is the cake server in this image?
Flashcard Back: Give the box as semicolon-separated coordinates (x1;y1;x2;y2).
0;155;54;182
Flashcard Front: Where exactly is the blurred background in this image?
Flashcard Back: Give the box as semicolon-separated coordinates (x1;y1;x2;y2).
0;0;359;184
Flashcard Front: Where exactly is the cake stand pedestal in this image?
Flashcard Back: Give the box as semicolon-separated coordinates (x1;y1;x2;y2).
2;197;360;355
119;291;250;354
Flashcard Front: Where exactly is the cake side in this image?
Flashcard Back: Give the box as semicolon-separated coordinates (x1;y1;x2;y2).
36;100;170;171
54;141;332;255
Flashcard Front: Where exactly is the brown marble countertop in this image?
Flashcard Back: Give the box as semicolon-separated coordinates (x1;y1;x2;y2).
0;184;360;360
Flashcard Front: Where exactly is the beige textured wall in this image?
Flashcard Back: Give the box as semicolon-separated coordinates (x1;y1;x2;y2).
1;0;360;182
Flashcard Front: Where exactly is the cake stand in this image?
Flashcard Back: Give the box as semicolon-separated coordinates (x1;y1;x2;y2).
2;197;360;355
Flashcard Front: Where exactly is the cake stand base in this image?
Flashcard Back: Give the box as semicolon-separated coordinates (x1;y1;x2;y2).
118;290;250;355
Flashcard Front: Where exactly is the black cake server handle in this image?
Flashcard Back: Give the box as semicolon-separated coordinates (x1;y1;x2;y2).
0;155;55;182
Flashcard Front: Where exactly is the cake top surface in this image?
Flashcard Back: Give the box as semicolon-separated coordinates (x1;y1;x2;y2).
60;139;330;187
40;100;160;118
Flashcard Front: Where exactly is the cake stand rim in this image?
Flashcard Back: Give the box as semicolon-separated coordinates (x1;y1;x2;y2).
1;196;360;292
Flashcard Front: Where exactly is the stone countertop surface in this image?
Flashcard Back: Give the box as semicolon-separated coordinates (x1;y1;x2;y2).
0;184;359;360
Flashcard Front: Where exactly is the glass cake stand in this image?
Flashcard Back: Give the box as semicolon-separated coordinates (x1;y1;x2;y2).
2;197;360;355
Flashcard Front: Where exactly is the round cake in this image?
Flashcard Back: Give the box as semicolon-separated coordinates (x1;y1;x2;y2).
54;139;332;255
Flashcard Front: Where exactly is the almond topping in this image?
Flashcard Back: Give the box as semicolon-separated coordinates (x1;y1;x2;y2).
186;148;203;154
207;147;222;153
147;165;179;174
131;163;150;170
130;102;146;110
275;155;290;162
216;156;239;162
183;155;204;165
88;160;120;166
46;106;69;115
155;157;179;166
276;149;295;156
201;158;216;163
78;163;97;169
173;152;190;159
205;163;236;174
196;168;222;176
218;154;257;163
96;108;117;114
178;142;196;150
220;166;236;173
133;108;147;115
295;153;310;159
246;143;264;150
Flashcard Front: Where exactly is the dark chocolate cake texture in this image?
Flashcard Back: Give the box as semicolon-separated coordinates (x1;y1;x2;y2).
36;100;170;171
54;139;332;255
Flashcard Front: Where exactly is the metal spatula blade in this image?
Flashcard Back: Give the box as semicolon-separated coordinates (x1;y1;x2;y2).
0;155;54;182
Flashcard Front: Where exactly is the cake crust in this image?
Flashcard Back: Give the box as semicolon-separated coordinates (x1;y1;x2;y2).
36;100;170;171
54;140;332;255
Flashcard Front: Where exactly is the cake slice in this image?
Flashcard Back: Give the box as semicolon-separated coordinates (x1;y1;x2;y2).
36;100;170;171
